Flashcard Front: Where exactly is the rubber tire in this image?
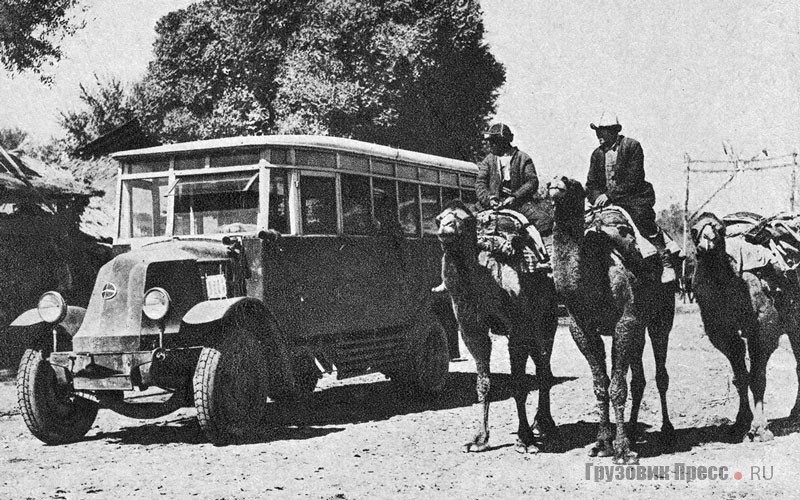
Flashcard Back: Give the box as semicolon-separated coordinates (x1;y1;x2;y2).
394;318;450;399
17;348;99;444
193;331;269;444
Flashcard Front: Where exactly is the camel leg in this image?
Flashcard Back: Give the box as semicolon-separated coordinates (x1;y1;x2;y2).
569;320;612;457
788;325;800;419
747;329;779;442
610;325;643;465
649;311;676;438
508;329;537;454
530;292;558;440
531;313;558;442
707;328;752;437
460;318;493;453
628;342;646;443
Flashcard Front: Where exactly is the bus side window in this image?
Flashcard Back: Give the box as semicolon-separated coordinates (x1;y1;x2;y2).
300;173;337;235
421;185;440;236
372;178;398;232
341;174;372;235
398;182;420;237
269;168;289;233
442;187;460;206
461;188;478;212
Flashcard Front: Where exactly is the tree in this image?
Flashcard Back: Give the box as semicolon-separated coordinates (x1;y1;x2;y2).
0;127;29;150
59;74;138;149
0;0;85;81
134;0;504;159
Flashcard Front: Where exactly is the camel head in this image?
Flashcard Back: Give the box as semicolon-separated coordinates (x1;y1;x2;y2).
546;176;586;217
691;212;726;256
435;200;475;246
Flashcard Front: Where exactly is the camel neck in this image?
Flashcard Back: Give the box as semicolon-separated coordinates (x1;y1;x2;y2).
441;239;478;294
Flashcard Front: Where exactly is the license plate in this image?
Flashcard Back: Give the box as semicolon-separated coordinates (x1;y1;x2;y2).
205;274;228;299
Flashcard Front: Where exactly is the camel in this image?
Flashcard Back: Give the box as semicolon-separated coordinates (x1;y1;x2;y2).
435;200;559;453
546;177;675;464
691;212;800;441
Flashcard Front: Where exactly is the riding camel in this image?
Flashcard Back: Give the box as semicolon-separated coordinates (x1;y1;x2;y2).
691;212;800;441
547;177;675;464
435;200;559;453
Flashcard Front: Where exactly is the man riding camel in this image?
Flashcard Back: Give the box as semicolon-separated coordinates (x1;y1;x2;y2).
586;112;677;283
432;122;548;293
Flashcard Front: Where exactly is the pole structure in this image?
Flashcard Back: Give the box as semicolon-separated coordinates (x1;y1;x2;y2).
792;151;798;212
683;153;691;281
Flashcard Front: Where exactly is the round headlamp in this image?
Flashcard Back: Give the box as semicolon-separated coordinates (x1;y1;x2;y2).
143;287;171;321
38;291;67;324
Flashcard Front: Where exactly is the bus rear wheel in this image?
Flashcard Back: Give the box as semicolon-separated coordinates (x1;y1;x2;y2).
17;348;99;444
193;327;269;444
392;318;450;398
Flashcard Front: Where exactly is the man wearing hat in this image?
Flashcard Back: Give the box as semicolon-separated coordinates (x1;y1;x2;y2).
475;122;540;217
586;113;677;283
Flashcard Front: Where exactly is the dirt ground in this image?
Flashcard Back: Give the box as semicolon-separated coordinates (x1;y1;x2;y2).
1;302;799;499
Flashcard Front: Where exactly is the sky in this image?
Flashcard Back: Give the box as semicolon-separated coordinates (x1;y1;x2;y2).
0;0;798;213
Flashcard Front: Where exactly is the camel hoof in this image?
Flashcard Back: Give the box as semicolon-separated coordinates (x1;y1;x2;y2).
515;439;541;454
463;442;490;453
588;441;613;457
613;451;639;465
748;427;774;442
660;421;676;441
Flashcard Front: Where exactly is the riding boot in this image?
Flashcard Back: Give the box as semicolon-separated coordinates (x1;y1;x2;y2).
647;230;677;284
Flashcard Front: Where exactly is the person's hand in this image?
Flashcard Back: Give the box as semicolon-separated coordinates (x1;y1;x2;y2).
594;194;609;207
499;196;516;208
489;197;502;209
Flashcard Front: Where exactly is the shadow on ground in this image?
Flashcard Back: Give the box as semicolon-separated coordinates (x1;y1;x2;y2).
89;372;575;446
551;413;800;460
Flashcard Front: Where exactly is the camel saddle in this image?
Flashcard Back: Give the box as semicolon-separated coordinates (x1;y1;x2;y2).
585;206;681;279
475;209;549;273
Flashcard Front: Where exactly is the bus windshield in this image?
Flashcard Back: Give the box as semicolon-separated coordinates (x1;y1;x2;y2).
173;172;259;235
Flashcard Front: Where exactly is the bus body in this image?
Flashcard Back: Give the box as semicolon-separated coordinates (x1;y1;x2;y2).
12;135;478;443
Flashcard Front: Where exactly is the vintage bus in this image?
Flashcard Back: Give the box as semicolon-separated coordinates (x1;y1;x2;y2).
12;135;478;444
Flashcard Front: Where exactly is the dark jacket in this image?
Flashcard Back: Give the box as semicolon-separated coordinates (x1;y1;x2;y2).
586;135;655;209
475;148;539;218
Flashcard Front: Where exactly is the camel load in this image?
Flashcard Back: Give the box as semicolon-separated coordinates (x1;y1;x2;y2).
717;211;800;281
474;209;550;273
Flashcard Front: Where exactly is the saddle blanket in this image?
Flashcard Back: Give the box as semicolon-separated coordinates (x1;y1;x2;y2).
475;209;549;273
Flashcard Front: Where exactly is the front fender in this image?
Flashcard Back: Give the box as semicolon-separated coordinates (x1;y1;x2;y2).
9;306;86;338
181;297;265;326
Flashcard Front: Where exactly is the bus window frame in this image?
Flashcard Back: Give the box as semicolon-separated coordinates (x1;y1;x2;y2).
115;144;479;245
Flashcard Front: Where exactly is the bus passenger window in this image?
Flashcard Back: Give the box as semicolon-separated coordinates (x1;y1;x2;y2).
442;187;460;206
398;182;420;237
421;185;440;236
300;174;337;235
341;174;372;235
269;169;289;233
372;178;398;232
461;189;478;212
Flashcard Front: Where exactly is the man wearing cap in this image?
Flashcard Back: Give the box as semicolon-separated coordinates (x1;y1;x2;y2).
586;113;677;283
475;123;540;216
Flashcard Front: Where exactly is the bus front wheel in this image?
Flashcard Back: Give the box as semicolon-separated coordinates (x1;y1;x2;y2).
193;324;269;444
17;348;99;444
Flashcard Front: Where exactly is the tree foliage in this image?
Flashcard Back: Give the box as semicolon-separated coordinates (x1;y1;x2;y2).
130;0;504;160
0;127;29;150
0;0;85;81
59;74;138;149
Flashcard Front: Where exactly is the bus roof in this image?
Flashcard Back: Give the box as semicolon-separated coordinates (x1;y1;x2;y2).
112;135;478;173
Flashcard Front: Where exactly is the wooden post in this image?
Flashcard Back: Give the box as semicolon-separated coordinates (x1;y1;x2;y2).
683;153;691;280
792;151;798;213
